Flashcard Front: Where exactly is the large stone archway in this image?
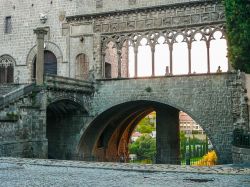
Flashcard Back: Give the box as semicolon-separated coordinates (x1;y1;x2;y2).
79;100;183;164
46;99;88;160
76;73;248;164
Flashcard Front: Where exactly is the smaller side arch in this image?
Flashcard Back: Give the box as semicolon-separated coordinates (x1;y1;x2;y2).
46;99;89;160
26;42;63;80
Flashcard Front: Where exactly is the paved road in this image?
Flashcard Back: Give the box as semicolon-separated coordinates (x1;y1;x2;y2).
0;158;249;187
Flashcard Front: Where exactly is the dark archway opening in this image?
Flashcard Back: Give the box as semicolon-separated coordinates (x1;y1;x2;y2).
46;100;88;160
79;100;217;165
33;50;57;79
79;101;180;164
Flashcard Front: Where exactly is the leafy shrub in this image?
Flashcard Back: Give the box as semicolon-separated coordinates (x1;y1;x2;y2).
224;0;250;73
194;150;217;166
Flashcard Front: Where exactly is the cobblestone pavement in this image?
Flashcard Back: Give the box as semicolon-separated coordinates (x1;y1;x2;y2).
0;158;249;187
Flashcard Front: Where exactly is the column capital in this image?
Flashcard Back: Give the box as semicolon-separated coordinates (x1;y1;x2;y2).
34;28;48;37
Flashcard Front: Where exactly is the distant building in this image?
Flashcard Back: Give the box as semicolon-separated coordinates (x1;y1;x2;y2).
146;111;156;125
179;112;204;134
150;131;156;138
131;132;142;142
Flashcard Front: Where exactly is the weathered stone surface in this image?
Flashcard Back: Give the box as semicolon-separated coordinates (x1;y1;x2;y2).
0;73;249;164
232;146;250;164
79;73;248;164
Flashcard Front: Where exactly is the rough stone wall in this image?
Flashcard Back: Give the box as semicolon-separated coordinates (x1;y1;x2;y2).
0;73;248;164
89;73;247;164
0;91;47;158
232;146;250;164
0;75;95;159
232;73;250;131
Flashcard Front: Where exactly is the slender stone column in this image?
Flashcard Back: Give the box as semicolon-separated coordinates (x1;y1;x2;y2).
151;45;155;77
206;41;210;73
117;49;122;78
156;107;180;164
188;43;192;74
101;51;106;78
34;28;47;85
169;44;173;75
134;47;138;78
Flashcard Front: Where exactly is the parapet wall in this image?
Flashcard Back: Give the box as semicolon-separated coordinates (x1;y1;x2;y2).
75;0;216;15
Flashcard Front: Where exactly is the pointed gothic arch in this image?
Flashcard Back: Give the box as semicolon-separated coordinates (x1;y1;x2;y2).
0;54;15;83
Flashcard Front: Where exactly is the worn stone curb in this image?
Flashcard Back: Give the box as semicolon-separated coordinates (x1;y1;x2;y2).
0;157;249;175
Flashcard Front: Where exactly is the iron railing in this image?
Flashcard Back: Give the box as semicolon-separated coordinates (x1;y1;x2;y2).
80;155;216;166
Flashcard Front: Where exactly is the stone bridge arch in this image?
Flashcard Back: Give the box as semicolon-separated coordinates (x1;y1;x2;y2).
78;99;220;164
76;73;247;164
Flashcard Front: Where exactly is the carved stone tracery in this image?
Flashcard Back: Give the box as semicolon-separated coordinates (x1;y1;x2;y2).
102;24;226;77
67;1;225;34
0;55;15;67
66;0;227;78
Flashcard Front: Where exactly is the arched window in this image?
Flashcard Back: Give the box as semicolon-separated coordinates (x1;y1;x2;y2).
75;53;89;80
172;34;188;75
137;37;152;77
104;41;118;78
0;55;14;84
210;31;228;73
33;50;57;78
191;32;207;73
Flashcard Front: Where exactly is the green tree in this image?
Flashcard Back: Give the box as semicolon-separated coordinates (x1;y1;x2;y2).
129;134;156;161
180;131;187;159
224;0;250;73
135;117;155;133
